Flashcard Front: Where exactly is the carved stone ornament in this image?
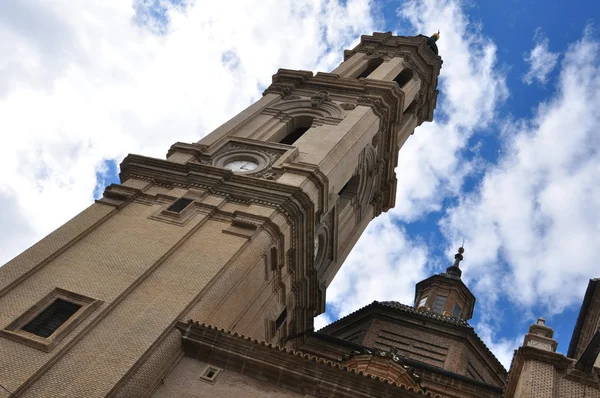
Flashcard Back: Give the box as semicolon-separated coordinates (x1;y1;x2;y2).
263;83;295;97
310;90;330;108
284;95;301;100
253;170;283;181
339;103;356;111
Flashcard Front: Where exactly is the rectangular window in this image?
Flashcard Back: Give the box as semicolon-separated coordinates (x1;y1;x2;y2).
0;288;101;352
166;198;193;213
417;297;427;308
452;303;462;318
276;307;287;330
432;295;447;314
21;299;82;338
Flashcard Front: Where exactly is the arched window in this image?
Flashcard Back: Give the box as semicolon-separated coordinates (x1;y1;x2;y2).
393;68;414;88
279;116;313;145
356;58;384;79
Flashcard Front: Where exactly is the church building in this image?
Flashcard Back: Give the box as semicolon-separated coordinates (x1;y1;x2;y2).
0;30;599;398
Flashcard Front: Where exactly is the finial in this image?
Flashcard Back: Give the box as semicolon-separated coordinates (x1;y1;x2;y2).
453;245;464;268
445;244;464;278
431;30;440;42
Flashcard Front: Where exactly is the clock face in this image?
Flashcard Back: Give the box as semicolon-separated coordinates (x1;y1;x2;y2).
223;160;259;173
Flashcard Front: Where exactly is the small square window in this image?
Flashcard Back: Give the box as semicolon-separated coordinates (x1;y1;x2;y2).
0;288;101;352
417;296;428;308
432;295;447;314
166;198;193;213
199;366;222;384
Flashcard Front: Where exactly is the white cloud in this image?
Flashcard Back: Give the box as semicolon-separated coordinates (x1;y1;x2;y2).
391;0;508;220
322;0;512;366
442;28;600;319
325;0;507;332
325;216;431;318
523;29;559;85
0;0;376;266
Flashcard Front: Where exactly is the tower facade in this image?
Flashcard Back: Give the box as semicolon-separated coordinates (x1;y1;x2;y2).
0;32;442;398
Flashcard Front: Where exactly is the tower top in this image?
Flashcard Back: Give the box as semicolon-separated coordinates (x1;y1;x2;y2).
426;31;441;55
414;246;476;320
445;246;464;278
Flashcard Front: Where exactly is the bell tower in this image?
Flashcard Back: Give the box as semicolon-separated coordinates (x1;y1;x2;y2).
0;32;442;398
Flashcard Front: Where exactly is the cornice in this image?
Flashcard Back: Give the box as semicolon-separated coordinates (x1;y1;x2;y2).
262;69;403;212
114;153;324;347
568;278;600;358
177;320;441;397
505;346;600;396
317;301;507;379
342;32;442;125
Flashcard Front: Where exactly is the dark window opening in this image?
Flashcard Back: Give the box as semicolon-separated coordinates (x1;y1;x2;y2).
393;68;414;88
270;247;278;271
452;303;462;318
167;198;193;213
338;174;360;205
356;58;384;79
279;116;313;145
206;370;215;378
276;307;287;330
280;126;309;145
405;99;417;115
432;295;447;314
21;299;82;338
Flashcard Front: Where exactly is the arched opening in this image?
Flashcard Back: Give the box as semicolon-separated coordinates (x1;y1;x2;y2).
356;58;384;79
404;99;417;115
279;116;313;145
393;68;414;88
338;174;360;208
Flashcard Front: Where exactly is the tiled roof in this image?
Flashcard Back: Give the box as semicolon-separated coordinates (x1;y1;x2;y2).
181;320;441;397
377;301;470;327
317;301;507;375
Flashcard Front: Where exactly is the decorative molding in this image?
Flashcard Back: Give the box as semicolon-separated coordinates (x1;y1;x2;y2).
262;97;345;125
0;288;102;352
339;102;356;110
310;90;330;108
262;82;296;97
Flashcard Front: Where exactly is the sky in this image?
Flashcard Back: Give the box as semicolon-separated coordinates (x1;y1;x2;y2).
1;0;599;369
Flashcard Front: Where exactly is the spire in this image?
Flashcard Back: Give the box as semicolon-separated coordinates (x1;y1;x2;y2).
445;246;464;278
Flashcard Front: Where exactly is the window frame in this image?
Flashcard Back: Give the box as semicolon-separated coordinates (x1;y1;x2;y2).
431;295;447;314
0;288;102;352
452;303;462;318
417;296;428;308
165;197;193;213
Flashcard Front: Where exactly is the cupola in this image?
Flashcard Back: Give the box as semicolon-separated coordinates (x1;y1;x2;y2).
413;247;476;321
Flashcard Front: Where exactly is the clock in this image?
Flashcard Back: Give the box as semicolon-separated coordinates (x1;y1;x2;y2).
223;160;259;173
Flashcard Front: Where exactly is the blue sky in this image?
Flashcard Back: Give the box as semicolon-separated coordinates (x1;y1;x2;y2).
1;0;599;368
